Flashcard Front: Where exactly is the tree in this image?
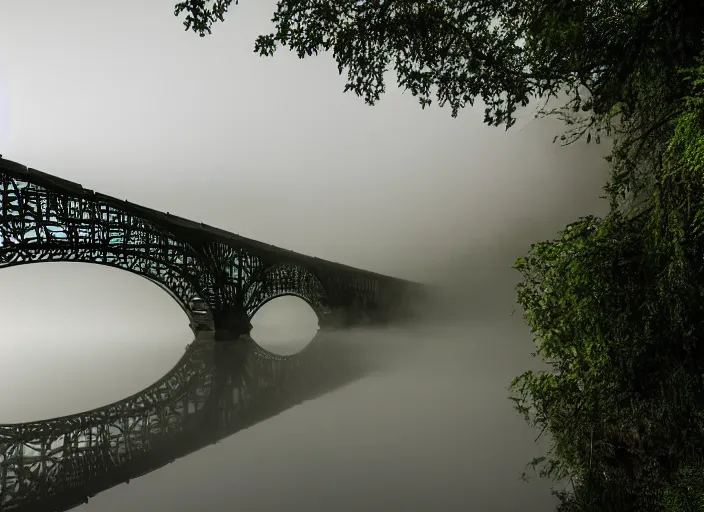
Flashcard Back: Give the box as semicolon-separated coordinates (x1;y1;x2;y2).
173;0;704;199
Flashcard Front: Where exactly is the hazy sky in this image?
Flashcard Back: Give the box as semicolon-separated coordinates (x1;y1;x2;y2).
1;1;611;510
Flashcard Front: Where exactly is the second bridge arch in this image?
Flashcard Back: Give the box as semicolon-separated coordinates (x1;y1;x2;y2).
210;263;331;352
250;296;320;356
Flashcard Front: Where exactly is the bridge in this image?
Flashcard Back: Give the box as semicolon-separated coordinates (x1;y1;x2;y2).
0;157;427;511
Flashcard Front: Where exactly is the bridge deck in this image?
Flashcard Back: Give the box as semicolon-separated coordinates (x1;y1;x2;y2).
0;157;421;287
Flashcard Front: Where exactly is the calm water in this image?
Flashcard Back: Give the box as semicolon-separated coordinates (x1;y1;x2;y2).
64;317;559;512
1;263;560;511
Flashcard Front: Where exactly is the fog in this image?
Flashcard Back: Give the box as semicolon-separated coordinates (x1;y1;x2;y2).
1;0;610;510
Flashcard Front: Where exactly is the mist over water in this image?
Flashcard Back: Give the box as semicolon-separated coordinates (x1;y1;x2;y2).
0;231;574;511
75;316;561;512
0;144;609;511
0;260;566;511
0;1;614;510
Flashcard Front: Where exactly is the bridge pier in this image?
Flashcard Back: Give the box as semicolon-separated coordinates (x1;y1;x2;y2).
195;305;252;342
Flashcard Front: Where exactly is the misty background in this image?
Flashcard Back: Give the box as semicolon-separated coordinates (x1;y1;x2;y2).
1;1;609;510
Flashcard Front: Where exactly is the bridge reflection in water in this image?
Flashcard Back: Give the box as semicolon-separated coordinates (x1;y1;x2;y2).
0;156;427;511
0;332;373;512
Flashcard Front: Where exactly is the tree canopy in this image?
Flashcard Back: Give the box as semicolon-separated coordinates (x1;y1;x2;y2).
173;1;704;510
174;0;704;201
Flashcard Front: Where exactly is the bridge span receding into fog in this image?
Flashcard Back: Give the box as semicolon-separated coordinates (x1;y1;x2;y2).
0;156;429;511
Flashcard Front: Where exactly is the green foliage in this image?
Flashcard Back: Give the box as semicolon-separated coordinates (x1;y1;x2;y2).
660;460;704;512
175;0;529;126
510;60;704;510
173;0;704;143
174;0;235;37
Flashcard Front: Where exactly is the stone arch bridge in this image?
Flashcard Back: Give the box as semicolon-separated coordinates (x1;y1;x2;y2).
0;157;428;511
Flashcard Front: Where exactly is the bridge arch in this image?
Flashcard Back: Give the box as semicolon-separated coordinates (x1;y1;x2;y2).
0;258;213;334
0;174;215;332
249;291;318;318
243;263;330;322
250;295;321;356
